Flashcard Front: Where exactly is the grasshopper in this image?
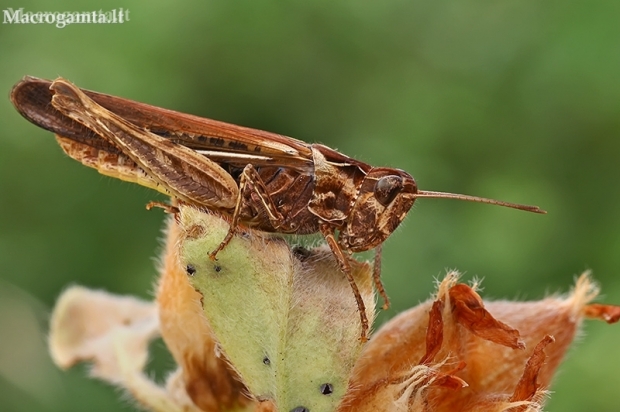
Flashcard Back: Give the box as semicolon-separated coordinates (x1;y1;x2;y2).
11;77;545;341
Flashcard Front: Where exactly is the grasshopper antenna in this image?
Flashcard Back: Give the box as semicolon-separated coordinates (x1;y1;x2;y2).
415;190;546;214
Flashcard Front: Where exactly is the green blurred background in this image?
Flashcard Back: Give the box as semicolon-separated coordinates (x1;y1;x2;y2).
1;0;619;410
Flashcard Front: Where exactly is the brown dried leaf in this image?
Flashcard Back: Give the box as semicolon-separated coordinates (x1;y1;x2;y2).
509;335;554;406
584;303;620;324
419;300;444;366
449;283;525;350
430;369;468;391
338;271;620;412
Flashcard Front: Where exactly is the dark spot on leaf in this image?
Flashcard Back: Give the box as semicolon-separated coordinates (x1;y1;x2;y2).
292;246;312;261
320;383;333;395
186;264;196;276
263;356;270;365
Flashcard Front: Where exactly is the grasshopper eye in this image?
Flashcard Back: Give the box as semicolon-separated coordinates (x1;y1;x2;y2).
375;175;403;206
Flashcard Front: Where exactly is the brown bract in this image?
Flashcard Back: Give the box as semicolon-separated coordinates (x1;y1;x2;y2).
337;273;619;412
48;233;620;412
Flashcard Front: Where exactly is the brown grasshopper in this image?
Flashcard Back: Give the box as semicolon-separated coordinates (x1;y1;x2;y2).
11;76;545;341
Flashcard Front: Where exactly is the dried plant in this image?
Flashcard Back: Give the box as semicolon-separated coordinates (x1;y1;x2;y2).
49;208;619;412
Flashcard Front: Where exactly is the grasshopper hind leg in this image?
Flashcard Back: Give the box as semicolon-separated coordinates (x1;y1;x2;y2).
209;164;285;261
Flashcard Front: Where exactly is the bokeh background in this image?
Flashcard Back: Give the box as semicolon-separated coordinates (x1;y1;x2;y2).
1;0;619;411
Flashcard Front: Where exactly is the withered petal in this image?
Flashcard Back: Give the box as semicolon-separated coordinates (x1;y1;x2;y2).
584;303;620;324
509;335;554;405
449;284;525;350
419;300;445;365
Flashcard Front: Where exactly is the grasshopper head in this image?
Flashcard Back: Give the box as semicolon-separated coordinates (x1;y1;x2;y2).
341;168;417;252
